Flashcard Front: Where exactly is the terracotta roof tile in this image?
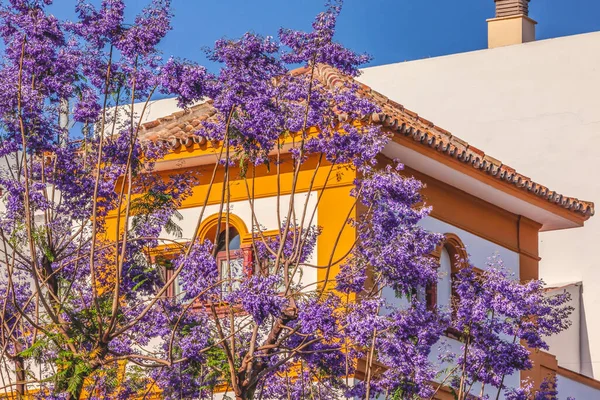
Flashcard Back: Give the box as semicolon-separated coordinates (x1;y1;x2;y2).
403;108;418;119
142;120;160;129
136;64;594;219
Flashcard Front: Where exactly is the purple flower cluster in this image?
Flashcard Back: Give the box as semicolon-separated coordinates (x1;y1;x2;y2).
0;0;209;396
174;240;219;302
505;377;574;400
347;164;444;295
159;58;211;108
225;275;287;324
448;259;573;397
280;0;370;76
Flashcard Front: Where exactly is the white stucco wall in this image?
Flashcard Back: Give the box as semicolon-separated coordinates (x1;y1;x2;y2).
544;283;583;374
358;30;600;377
102;97;205;137
556;374;600;400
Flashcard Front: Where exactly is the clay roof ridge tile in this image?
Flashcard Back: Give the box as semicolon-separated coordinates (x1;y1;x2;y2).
483;154;502;166
157;115;174;124
371;91;389;106
435;126;452;137
467;145;485;158
417;115;435;128
403;108;418;119
387;99;404;110
142;120;160;130
450;136;469;149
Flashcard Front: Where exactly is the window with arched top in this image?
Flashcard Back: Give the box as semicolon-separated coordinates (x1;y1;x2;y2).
436;245;453;309
170;213;252;300
428;233;469;311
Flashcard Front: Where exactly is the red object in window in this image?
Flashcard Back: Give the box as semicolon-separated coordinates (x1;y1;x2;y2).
165;269;175;298
157;245;255;315
242;246;253;276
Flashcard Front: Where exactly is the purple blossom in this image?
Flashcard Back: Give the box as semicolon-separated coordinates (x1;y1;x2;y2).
350;164;444;295
225;275;287;324
159;58;213;108
335;261;367;293
114;0;172;61
449;260;573;395
280;0;370;76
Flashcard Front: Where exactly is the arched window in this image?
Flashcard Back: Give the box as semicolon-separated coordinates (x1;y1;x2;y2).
154;215;251;302
444;233;469;316
196;214;251;298
436;246;453;309
428;233;468;311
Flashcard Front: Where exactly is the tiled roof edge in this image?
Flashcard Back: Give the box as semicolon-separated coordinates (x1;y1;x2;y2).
137;64;595;219
313;64;594;219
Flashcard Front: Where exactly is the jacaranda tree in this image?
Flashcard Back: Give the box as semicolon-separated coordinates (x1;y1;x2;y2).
0;0;573;399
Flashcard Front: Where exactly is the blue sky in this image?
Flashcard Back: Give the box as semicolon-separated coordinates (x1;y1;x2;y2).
49;0;600;71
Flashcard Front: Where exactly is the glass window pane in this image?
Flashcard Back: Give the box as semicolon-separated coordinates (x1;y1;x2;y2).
217;227;241;252
221;257;244;295
228;233;240;250
175;275;184;298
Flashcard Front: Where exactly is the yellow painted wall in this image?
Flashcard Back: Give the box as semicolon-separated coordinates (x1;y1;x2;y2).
103;148;358;290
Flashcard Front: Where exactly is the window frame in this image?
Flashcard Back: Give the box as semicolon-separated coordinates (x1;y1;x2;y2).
150;214;289;314
216;248;249;298
427;233;470;311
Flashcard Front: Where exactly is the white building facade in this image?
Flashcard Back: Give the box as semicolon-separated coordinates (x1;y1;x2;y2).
358;0;600;384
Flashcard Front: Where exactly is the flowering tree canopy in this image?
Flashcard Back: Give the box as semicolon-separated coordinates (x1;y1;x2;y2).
0;1;573;399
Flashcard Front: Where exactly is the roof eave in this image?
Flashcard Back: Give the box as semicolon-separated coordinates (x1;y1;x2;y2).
383;136;588;232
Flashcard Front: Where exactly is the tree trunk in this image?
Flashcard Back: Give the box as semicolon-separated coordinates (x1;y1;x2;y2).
13;341;25;400
14;355;25;400
235;303;298;400
235;384;258;400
